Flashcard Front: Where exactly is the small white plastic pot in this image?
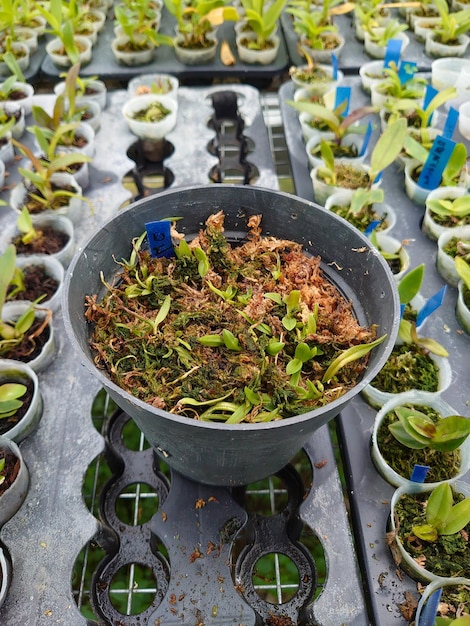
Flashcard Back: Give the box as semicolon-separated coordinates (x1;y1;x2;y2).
290;64;344;96
0;435;29;527
436;225;470;287
305;133;366;170
422;186;468;241
0;360;43;443
414;576;470;625
359;60;386;93
310;163;376;206
1;214;75;268
0;103;25;139
390;481;470;582
325;189;397;235
46;35;92;67
0;134;13;164
299;33;345;64
111;36;155;66
413;16;440;42
173;32;218;65
54;78;107;111
0;81;34;116
431;57;470;90
10;173;84;224
425;32;470;58
236;32;280;65
127;73;179;101
362;350;452;409
1;302;55;373
373;232;410;282
122;94;178;140
0;546;11;609
15;254;65;311
364;31;409;59
458;100;470;140
456;279;470;334
0;43;29;77
371;391;470;488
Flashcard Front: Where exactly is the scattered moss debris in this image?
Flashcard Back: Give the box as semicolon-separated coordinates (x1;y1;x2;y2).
85;211;379;423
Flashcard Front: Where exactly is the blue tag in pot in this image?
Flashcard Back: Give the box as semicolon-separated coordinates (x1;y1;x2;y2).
145;220;174;258
410;464;430;483
398;60;418;84
334;86;351;116
443;106;459;139
384;39;402;68
418;588;443;626
416;285;447;327
417;135;456;190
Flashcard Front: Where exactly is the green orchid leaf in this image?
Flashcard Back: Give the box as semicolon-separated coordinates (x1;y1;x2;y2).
0;244;16;310
388;420;427;449
264;292;282;305
286;358;303;375
455;256;470;291
265;340;285;356
193;247;209;277
440;496;470;535
295;342;312;363
431;415;470;451
370;118;408;182
398;264;425;305
322;334;386;383
197;334;224;347
282;315;297;331
0;383;27;402
15;304;36;335
154;295;171;329
417;336;449;357
244;387;260;405
222;329;241;351
412;523;439;542
426;482;453;529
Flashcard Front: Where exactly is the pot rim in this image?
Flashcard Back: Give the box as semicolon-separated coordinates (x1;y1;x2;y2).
62;183;400;433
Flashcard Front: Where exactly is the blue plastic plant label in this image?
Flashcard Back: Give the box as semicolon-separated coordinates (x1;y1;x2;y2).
331;54;338;80
383;39;402;69
417;135;456;190
364;220;381;236
423;84;439;125
416;285;447;327
398;60;418;84
334;86;351;116
418;588;443;626
360;121;373;157
145;220;174;258
443;106;459;139
410;464;430;482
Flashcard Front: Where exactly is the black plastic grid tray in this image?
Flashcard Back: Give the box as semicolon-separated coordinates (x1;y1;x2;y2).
0;85;372;625
280;10;469;74
40;9;289;83
279;77;470;624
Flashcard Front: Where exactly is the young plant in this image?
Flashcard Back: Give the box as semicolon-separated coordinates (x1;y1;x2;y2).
36;0;82;65
0;244;46;356
288;97;376;142
287;6;340;50
163;0;239;47
114;0;174;50
426;195;470;224
364;18;408;46
317;117;408;187
455;256;470;297
11;136;90;212
375;62;427;100
0;381;27;419
239;0;287;49
433;0;470;44
385;87;457;130
412;482;470;543
388;405;470;452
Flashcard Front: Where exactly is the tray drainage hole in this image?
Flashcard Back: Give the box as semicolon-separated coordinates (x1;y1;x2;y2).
120;418;150;451
243;474;289;516
115;483;160;526
253;553;299;604
109;562;157;615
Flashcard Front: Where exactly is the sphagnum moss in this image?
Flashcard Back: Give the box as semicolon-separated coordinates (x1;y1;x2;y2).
85;211;383;424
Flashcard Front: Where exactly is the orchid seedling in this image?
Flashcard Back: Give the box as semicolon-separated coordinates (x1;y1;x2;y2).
412;482;470;543
0;381;27;419
388;405;470;452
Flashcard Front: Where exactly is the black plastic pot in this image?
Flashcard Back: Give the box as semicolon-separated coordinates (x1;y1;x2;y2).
63;184;400;485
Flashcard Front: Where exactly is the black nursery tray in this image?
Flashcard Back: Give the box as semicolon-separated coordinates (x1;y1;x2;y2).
279;78;470;624
0;85;375;625
281;10;469;74
40;8;289;83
